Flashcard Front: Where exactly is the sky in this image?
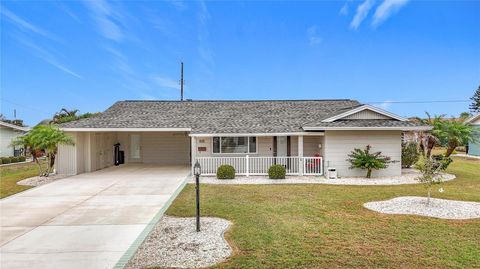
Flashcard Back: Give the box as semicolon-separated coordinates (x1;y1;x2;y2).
1;0;479;126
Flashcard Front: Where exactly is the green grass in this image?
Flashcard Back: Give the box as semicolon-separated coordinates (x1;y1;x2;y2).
167;157;480;268
0;161;41;198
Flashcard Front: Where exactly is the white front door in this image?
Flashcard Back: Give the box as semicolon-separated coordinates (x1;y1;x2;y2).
130;134;141;162
277;136;288;157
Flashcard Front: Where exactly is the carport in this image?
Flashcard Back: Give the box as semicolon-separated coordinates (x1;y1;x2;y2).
0;164;191;269
56;129;192;175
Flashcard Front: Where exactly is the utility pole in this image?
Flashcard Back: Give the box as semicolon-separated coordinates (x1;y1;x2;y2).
180;62;184;101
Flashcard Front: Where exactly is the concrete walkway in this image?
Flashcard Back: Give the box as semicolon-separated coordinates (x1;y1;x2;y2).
0;164;190;269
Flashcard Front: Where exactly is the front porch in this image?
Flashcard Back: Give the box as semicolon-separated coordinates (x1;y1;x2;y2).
191;134;324;176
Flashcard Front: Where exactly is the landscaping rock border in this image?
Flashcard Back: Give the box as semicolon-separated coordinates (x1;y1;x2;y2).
126;216;232;269
195;169;456;186
17;174;68;187
364;196;480;220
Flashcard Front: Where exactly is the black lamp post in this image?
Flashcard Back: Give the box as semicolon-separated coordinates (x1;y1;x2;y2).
193;161;201;232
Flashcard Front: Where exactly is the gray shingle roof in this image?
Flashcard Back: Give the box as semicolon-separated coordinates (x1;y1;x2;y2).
60;100;427;133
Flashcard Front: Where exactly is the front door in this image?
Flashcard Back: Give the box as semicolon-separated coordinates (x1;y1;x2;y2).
130;134;141;162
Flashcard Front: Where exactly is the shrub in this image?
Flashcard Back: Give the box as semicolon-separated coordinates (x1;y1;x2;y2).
401;142;420;168
347;145;394;178
432;154;453;170
0;159;2;165
2;157;11;164
216;164;235;179
11;157;19;163
18;156;26;162
268;164;286;179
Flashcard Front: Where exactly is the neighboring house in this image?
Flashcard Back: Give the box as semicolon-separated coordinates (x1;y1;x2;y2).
57;100;430;177
465;113;480;156
0;121;30;157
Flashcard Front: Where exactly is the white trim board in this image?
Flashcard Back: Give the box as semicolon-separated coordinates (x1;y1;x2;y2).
60;128;191;132
464;113;480;124
190;132;325;137
302;126;432;131
321;105;407;122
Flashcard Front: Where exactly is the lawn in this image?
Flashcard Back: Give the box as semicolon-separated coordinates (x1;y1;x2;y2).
0;161;41;198
167;157;480;268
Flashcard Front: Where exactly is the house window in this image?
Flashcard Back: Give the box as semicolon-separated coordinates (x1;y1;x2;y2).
212;136;257;154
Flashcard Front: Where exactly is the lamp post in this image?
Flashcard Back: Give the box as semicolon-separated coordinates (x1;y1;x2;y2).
193;161;201;232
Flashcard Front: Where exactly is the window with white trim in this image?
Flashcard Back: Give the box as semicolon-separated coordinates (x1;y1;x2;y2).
212;137;257;154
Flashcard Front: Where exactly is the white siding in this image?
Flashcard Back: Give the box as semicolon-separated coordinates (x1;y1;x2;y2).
141;132;190;165
0;127;24;157
344;110;392;120
324;130;402;177
56;132;77;175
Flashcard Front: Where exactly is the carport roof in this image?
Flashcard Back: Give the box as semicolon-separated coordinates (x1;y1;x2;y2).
60;100;430;133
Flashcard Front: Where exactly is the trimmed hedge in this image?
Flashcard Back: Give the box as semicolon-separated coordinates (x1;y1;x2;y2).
268;164;286;179
216;164;236;179
0;156;27;165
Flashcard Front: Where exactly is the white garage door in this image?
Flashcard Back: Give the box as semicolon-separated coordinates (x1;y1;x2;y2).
141;132;190;165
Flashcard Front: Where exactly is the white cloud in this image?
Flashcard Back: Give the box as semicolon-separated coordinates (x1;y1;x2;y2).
372;0;410;27
151;75;180;90
307;26;322;46
16;36;82;78
350;0;376;30
84;0;125;42
165;0;187;11
339;3;349;16
1;7;60;41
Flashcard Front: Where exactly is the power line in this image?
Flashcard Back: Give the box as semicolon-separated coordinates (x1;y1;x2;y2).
0;98;52;116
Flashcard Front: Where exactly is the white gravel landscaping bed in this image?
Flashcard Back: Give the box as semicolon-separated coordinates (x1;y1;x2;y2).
126;216;232;269
17;173;68;187
195;169;455;186
364;196;480;220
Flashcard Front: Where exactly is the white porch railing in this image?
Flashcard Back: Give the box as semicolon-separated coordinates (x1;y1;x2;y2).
195;156;323;176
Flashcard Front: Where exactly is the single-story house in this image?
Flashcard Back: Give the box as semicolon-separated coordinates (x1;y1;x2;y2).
0;121;30;157
57;100;431;177
465;113;480;156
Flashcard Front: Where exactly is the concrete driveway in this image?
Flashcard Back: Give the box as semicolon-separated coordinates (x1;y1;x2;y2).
0;164;190;269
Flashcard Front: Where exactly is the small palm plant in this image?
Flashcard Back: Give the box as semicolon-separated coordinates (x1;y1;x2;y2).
347;145;393;178
13;125;74;177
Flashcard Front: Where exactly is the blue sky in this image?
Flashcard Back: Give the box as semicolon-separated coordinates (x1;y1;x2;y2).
1;0;479;126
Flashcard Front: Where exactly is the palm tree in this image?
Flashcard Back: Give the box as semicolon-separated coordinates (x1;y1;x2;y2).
414;112;443;158
51;108;79;124
13;125;74;176
436;120;476;157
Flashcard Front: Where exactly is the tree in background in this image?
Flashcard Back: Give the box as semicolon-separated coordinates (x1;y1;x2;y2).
470;85;480;112
13;125;74;177
51;108;100;124
459;112;472;120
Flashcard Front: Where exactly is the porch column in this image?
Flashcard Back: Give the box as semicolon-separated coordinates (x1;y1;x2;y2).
191;136;196;174
298;135;304;176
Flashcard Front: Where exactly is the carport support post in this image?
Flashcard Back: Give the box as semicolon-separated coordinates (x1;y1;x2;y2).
195;173;200;232
298;136;304;176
